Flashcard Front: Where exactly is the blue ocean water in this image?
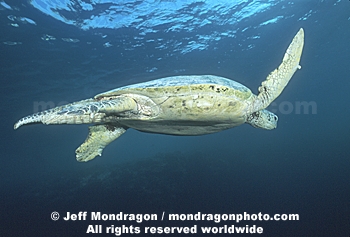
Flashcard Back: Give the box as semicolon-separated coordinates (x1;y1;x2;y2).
1;0;349;236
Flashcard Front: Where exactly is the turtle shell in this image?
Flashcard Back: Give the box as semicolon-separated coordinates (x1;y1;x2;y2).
95;75;255;135
95;75;251;100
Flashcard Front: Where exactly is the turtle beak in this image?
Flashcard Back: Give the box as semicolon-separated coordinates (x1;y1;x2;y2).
264;112;278;130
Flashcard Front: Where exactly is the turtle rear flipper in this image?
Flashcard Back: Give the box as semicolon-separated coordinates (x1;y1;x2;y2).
14;96;137;129
75;125;126;162
253;28;304;112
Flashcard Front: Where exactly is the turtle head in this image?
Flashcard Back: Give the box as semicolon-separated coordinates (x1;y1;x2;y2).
246;109;278;130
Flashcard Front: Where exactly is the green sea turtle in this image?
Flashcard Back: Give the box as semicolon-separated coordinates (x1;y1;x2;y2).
14;28;304;162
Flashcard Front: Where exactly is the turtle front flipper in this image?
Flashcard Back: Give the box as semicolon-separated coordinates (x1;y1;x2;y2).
253;28;304;112
76;125;127;162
